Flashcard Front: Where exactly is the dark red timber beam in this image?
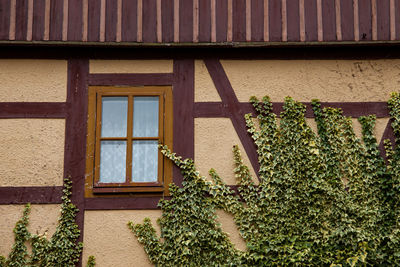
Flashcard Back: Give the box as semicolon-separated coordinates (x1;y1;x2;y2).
88;73;174;86
204;59;260;179
64;59;89;266
194;102;390;118
0;1;399;44
0;102;67;118
0;186;63;204
172;59;195;187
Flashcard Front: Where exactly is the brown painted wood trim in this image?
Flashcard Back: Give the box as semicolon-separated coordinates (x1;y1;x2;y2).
88;73;174;86
396;0;400;40
104;0;117;42
64;59;89;266
32;0;45;40
269;0;282;41
199;0;211;42
251;0;264;42
142;0;157;42
49;0;63;40
340;0;354;41
179;0;193;42
195;101;390;118
161;0;173;42
0;186;63;204
304;0;318;41
359;0;372;40
15;0;28;41
287;0;299;41
173;59;194;187
67;0;82;41
232;0;246;41
322;0;336;41
85;196;170;209
216;0;228;42
377;0;390;40
0;0;11;40
88;0;101;41
0;102;67;118
203;59;260;179
121;0;137;42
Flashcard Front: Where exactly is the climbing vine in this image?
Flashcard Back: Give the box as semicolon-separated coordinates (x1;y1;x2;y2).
131;93;400;266
0;179;92;267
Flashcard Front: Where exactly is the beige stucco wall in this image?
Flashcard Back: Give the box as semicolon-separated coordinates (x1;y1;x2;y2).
195;60;221;102
0;60;67;102
195;118;258;185
82;210;162;267
0;119;65;186
0;204;60;257
220;60;400;102
89;60;173;73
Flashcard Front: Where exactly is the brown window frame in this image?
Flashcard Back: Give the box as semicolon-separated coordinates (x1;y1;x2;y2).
85;86;173;196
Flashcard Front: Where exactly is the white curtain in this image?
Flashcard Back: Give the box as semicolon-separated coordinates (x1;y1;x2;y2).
133;96;159;137
101;97;127;137
132;141;158;182
99;140;126;183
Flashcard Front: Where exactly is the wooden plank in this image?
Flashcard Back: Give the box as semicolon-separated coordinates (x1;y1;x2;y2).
377;0;390;40
142;0;157;42
340;0;354;40
65;59;89;265
15;0;28;40
322;0;336;41
396;0;400;40
32;0;45;40
105;0;117;41
0;186;63;204
199;0;211;42
204;59;260;179
49;0;63;40
0;0;10;39
194;102;390;118
88;0;101;41
161;0;173;42
216;0;228;42
269;0;282;41
179;0;193;42
68;0;83;41
173;59;194;187
0;102;67;118
121;0;137;42
85;197;168;209
287;0;299;41
358;0;372;40
88;73;173;86
251;0;264;41
232;0;246;41
304;0;318;41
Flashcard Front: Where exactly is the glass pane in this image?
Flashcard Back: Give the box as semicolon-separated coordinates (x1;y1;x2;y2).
101;97;128;137
132;141;158;182
100;141;126;183
133;96;159;137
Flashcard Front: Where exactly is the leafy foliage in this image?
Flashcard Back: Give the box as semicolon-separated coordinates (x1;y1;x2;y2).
0;179;86;267
132;93;400;266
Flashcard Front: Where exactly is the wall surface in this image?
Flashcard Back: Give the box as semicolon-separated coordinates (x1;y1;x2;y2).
0;58;396;266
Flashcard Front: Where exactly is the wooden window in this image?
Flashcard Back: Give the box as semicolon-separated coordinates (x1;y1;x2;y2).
85;86;173;195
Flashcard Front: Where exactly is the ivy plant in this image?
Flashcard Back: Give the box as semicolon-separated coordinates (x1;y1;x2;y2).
131;93;400;266
0;179;93;267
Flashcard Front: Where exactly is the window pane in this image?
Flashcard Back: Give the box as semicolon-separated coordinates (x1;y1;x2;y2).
101;97;128;137
100;141;126;183
132;141;158;182
133;96;159;137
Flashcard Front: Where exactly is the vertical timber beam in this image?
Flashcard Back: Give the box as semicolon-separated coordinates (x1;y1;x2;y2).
173;59;194;187
64;59;89;267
